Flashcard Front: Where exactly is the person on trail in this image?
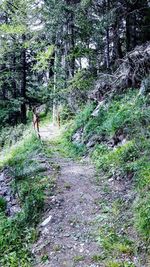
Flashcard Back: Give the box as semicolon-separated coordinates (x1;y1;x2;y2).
33;107;41;139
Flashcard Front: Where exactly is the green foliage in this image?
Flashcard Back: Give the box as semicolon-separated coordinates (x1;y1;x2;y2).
0;24;26;35
134;193;150;239
68;70;93;93
0;197;7;212
69;90;150;262
106;261;135;267
0;124;27;149
41;254;49;263
98;224;133;255
92;146;150;242
0;212;35;267
92;140;138;173
92;254;106;262
34;45;55;71
48;130;86;159
73;255;85;262
90;93;150;241
65;70;94;108
59;105;75;123
73;102;96;131
0;130;53;266
73;90;150;139
0;99;22;126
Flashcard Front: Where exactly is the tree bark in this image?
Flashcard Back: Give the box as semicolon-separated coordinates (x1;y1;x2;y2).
12;53;17;99
70;11;75;77
12;53;19;125
20;34;27;124
105;0;110;69
53;48;57;125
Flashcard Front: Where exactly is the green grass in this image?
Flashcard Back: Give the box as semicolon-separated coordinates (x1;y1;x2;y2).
92;254;106;261
73;255;85;262
0;197;7;212
0;128;53;266
71;90;150;139
0;124;28;149
43;125;86;159
89;92;150;240
106;261;135;267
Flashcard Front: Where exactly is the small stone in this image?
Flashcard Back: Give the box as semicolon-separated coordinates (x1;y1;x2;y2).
11;199;17;206
64;233;70;237
67;245;72;249
0;173;5;182
42;227;49;235
0;188;7;196
41;215;52;227
79;247;84;253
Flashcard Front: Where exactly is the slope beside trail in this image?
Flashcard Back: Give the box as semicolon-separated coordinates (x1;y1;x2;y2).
32;124;102;267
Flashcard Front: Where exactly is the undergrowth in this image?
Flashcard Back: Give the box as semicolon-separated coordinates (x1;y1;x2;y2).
0;127;53;266
0;124;27;149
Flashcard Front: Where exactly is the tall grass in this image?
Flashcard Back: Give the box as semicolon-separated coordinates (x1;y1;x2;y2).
0;127;52;266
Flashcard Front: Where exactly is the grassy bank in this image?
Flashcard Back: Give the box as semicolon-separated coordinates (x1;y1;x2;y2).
61;90;150;266
0;127;53;266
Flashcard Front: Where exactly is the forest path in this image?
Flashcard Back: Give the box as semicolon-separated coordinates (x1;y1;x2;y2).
33;124;102;267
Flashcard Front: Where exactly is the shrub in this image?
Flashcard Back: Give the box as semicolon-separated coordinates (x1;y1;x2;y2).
0;197;7;212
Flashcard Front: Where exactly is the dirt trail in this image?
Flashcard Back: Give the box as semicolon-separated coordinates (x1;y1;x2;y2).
33;124;102;267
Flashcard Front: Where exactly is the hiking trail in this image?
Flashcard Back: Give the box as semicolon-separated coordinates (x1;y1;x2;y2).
33;124;102;267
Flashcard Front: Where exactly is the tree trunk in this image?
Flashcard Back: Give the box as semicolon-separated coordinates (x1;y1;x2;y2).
13;53;17;99
70;12;75;77
126;13;131;52
12;53;19;125
106;28;110;69
53;48;57;125
105;0;110;69
20;34;27;124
